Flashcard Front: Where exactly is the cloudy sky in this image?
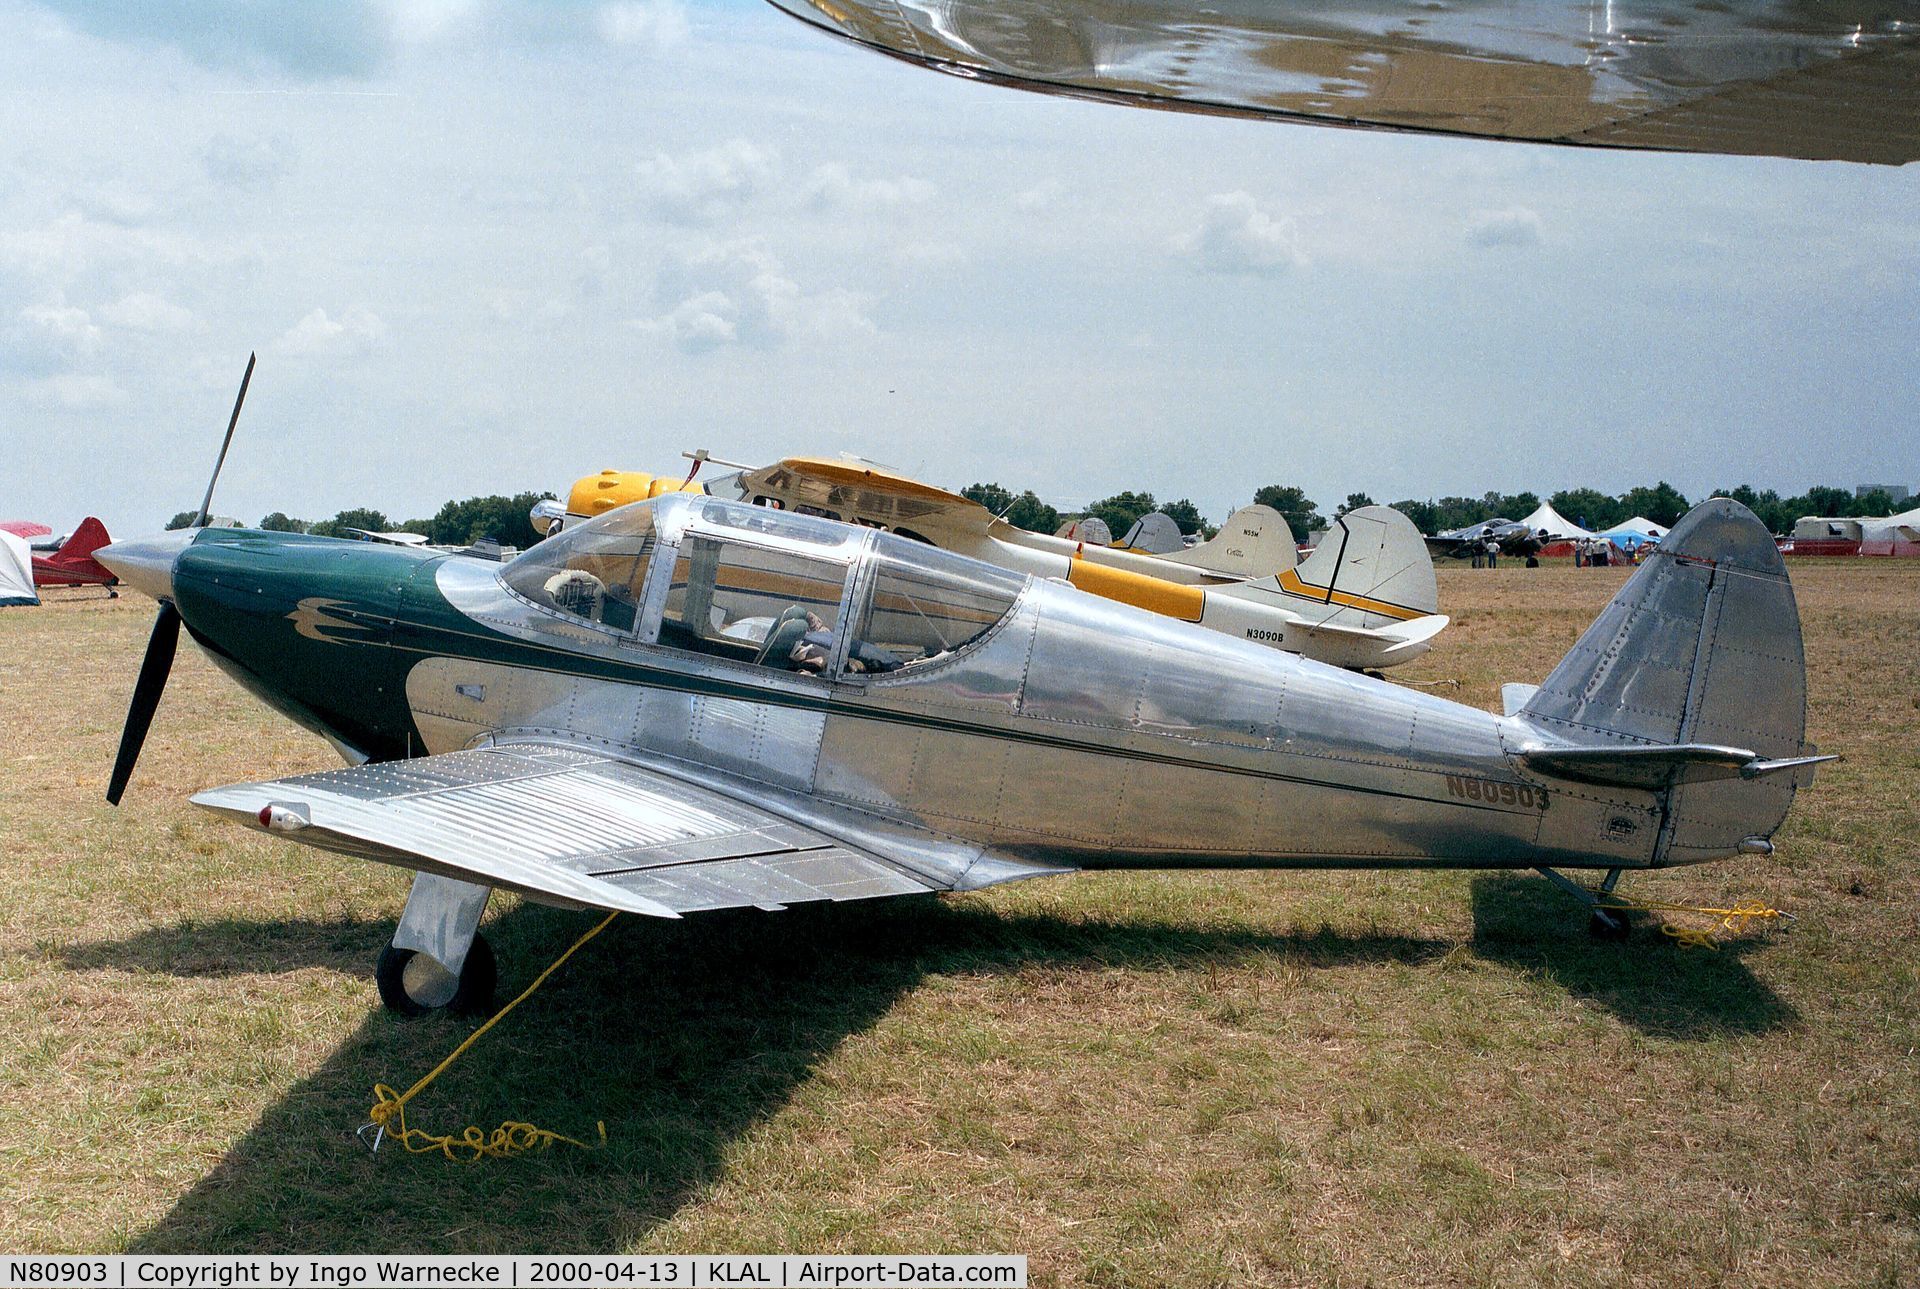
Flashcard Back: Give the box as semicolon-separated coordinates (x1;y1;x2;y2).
3;0;1917;537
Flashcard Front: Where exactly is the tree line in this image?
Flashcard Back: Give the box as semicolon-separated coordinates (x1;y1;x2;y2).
964;480;1910;538
167;491;555;550
163;478;1908;549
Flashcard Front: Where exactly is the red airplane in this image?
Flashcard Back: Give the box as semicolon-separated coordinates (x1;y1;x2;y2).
2;518;119;593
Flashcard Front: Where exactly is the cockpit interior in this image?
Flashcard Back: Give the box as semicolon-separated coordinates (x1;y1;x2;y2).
498;496;1025;679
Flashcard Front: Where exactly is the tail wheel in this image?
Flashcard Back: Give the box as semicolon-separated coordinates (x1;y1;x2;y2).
1588;908;1632;942
376;935;496;1017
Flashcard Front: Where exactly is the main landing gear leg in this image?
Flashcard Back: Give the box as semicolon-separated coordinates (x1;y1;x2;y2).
1536;866;1632;941
379;873;496;1016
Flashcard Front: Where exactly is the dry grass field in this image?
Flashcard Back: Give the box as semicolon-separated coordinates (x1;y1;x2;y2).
1;559;1915;1284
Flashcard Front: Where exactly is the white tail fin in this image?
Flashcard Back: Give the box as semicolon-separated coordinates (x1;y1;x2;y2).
1055;516;1113;546
1518;498;1821;865
1157;504;1295;578
1115;511;1184;554
1280;505;1438;621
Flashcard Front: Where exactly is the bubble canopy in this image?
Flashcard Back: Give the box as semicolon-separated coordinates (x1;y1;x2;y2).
498;495;1027;675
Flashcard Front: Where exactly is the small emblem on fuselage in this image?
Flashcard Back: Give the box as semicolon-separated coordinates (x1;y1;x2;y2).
287;597;371;646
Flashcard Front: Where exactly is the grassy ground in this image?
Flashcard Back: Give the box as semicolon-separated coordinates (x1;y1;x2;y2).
0;561;1914;1284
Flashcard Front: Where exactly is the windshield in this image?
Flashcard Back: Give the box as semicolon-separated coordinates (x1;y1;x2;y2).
848;534;1027;671
499;502;657;634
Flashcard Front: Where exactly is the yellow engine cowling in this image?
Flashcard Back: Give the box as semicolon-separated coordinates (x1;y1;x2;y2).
566;470;707;518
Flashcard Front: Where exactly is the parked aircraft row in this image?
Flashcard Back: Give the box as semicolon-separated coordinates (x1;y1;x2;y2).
534;458;1449;672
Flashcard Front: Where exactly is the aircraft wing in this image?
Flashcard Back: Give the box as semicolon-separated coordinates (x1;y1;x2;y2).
190;743;1020;917
766;0;1920;165
736;457;993;532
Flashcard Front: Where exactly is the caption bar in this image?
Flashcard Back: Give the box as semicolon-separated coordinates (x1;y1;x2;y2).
0;1257;1024;1289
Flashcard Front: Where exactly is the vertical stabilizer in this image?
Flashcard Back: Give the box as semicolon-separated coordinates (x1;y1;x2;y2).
1156;504;1296;578
54;516;111;564
1277;505;1439;623
1519;499;1814;864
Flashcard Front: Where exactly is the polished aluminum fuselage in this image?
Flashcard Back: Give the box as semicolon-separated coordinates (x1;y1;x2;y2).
412;500;1661;874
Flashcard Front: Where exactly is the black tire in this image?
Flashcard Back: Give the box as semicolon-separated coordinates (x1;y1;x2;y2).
1588;908;1632;942
376;935;497;1017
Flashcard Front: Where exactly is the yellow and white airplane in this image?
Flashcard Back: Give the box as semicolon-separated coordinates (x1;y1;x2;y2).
535;457;1448;670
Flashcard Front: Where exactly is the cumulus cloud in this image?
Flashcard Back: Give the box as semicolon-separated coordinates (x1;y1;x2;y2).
637;140;779;225
275;306;387;356
648;290;739;353
1173;192;1306;276
22;373;126;409
596;1;688;51
69;182;160;227
203;134;293;188
637;238;874;354
804;162;934;212
1015;180;1063;211
35;0;392;78
1465;206;1543;248
2;301;98;377
18;301;101;355
388;0;484;45
99;292;195;333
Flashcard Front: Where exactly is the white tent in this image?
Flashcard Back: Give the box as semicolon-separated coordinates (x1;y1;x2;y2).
0;530;39;606
1612;516;1669;539
1515;500;1596;541
1862;505;1920;544
1593;517;1668;549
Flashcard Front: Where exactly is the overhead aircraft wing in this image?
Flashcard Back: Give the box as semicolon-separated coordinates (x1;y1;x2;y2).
765;0;1920;165
737;457;994;532
191;743;1046;916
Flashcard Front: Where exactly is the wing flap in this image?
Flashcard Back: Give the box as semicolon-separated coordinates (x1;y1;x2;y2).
191;744;947;917
602;845;932;912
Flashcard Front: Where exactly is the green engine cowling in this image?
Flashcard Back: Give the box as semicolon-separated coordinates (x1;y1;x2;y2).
172;530;437;762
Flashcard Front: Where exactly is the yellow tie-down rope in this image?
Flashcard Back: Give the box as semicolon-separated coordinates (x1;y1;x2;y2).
1597;895;1791;950
363;910;619;1160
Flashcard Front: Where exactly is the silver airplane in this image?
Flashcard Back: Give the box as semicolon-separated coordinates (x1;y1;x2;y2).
99;486;1829;1016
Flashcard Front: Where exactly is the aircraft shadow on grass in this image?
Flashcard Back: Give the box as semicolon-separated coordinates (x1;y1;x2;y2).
89;896;1429;1253
60;882;1788;1252
1468;874;1796;1040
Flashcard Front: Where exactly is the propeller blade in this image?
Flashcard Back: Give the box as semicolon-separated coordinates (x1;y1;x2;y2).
193;352;255;528
106;602;181;805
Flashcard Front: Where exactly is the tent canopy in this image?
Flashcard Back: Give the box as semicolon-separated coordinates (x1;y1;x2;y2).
1599;516;1670;539
1516;501;1595;541
0;531;39;606
1862;506;1920;544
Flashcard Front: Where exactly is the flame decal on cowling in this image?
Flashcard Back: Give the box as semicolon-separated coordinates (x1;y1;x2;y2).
287;596;372;645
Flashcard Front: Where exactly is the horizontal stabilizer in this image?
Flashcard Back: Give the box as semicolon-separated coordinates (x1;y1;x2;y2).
1520;744;1838;790
1294;612;1448;654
